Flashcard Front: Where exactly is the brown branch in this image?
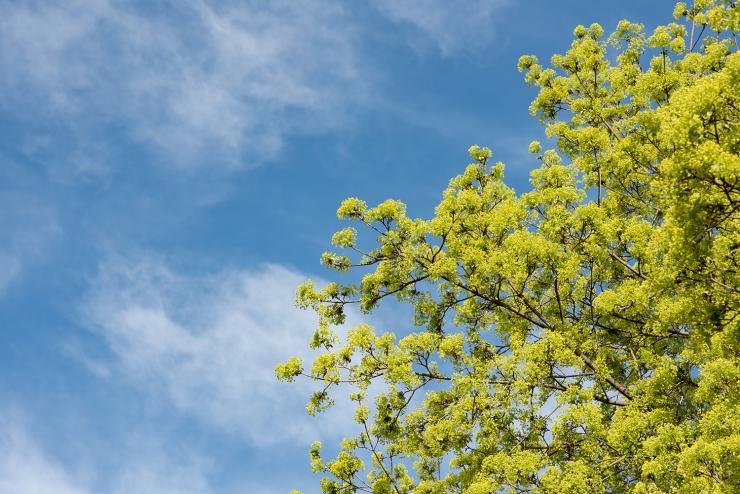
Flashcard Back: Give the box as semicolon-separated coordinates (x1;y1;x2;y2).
609;251;647;279
573;349;633;401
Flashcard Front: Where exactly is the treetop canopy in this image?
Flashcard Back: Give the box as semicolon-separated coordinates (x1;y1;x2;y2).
277;2;740;492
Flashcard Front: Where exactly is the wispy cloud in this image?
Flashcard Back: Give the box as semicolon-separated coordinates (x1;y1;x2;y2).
371;0;509;55
0;413;87;494
106;442;214;494
0;190;60;294
80;257;358;445
0;410;218;494
1;0;512;174
1;0;365;169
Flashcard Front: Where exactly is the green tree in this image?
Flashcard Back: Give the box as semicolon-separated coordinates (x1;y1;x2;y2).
277;2;740;492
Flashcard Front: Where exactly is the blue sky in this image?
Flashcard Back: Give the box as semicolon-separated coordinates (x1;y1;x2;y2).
1;1;672;492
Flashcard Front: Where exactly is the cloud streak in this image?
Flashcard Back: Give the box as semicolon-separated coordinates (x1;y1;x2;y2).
0;415;87;494
80;257;358;445
0;410;218;494
0;189;60;294
1;0;365;168
1;0;512;174
371;0;509;55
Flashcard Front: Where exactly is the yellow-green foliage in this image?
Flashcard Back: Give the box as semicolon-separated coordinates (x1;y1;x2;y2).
278;2;739;492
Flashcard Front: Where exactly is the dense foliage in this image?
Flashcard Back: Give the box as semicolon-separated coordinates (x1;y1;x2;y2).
277;1;740;492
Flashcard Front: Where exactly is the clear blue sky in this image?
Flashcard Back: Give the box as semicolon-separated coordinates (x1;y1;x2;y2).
1;1;672;492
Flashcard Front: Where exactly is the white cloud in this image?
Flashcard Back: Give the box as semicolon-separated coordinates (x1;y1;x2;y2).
1;0;510;173
372;0;509;55
80;257;359;445
0;191;60;294
0;414;88;494
107;443;213;494
109;465;211;494
0;411;218;494
0;0;365;168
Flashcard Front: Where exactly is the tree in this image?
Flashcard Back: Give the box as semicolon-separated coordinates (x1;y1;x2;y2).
276;1;739;492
